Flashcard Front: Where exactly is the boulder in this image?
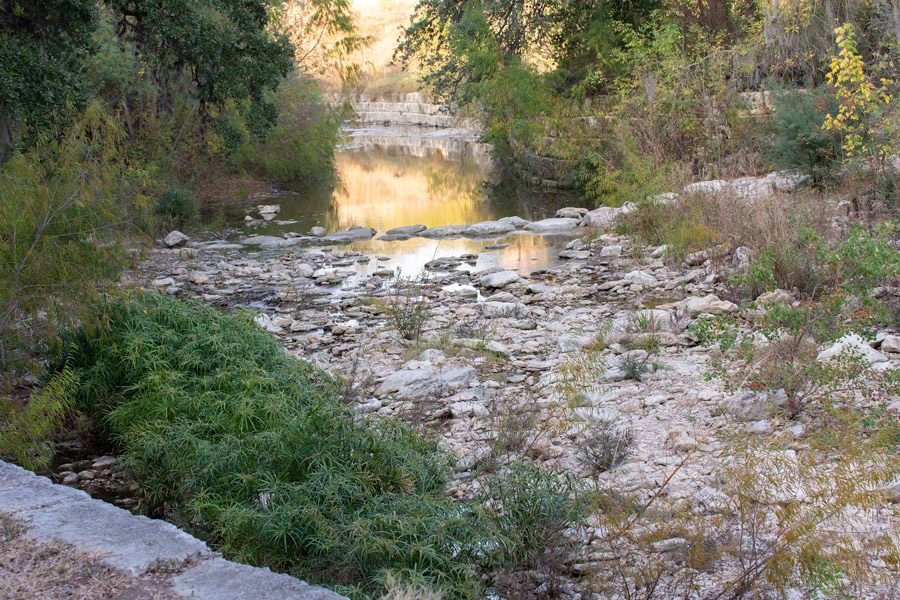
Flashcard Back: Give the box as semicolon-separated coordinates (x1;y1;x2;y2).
582;207;618;228
677;294;739;316
464;220;516;237
309;226;326;237
375;366;477;398
765;170;809;192
729;177;773;202
479;270;521;289
623;270;657;286
555;207;589;219
498;216;530;229
163;230;189;248
321;228;376;243
257;204;280;215
682;180;728;196
881;335;900;354
523;217;582;232
722;389;789;421
817;333;889;365
482;302;530;318
242;235;302;249
418;225;468;239
386;224;427;236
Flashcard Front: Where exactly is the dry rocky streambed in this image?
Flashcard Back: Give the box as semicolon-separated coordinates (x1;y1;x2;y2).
49;178;900;598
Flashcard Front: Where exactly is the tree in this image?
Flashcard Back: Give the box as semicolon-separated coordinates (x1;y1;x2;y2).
0;0;97;161
108;0;295;137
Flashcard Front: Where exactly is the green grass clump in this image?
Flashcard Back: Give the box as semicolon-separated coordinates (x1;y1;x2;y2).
61;294;588;598
62;294;467;596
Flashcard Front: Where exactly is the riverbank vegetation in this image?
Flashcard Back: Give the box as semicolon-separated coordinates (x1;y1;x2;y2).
398;0;900;203
4;0;900;598
0;0;350;375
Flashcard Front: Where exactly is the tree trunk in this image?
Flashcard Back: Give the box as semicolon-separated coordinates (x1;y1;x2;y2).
0;114;14;165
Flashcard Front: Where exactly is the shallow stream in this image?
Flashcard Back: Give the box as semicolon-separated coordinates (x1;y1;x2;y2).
236;123;591;276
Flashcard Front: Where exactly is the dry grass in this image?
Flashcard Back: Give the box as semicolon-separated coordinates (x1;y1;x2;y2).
0;512;179;600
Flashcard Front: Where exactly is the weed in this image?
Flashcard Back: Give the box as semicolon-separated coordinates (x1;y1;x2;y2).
386;273;431;342
0;366;76;470
577;420;633;474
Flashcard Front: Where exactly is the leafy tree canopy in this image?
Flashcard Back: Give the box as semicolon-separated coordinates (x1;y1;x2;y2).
108;0;295;137
0;0;97;157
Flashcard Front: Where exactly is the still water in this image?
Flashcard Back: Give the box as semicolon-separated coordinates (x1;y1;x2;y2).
241;124;592;275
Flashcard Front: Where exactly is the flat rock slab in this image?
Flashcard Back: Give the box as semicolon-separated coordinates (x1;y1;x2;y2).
0;461;210;574
0;461;347;599
173;558;344;600
523;217;582;232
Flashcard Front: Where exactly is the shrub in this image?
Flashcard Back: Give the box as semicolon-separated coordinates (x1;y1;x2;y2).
61;293;587;598
233;76;339;182
153;188;200;229
0;101;129;371
577;421;633;474
386;274;431;342
766;87;840;182
0;367;76;470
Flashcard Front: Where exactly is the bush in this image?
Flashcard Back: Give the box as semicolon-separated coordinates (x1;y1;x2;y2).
232;76;339;182
0;101;129;371
0;367;76;470
153;188;200;229
577;421;633;473
61;294;587;598
766;87;840;182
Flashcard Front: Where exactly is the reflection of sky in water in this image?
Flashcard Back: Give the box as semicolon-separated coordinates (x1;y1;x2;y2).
242;125;592;275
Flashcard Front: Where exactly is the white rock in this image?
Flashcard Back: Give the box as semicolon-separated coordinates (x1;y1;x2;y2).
309;226;326;237
479;271;521;289
523;217;582;232
555;207;589;219
163;230;189;248
151;277;176;288
765;170;809;192
482;302;530;318
583;207;619;227
881;335;900;354
722;389;788;421
450;401;489;418
257;204;280;215
623;270;657;285
296;264;315;278
375;366;477;398
464;220;516;237
677;294;739;316
817;333;888;365
386;224;427;236
498;216;530;229
682;180;728;196
729;176;773;202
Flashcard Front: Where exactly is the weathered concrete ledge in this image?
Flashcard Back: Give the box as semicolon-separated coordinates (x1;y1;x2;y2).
0;460;344;600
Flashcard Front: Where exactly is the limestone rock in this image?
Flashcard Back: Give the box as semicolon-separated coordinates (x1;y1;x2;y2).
523;217;582;232
163;230;189;248
682;180;728;196
555;207;589;219
479;270;521;289
498;216;529;229
582;207;618;228
482;301;530;318
375;366;477;398
677;294;738;316
386;224;427;236
722;389;788;421
464;220;516;237
817;333;888;365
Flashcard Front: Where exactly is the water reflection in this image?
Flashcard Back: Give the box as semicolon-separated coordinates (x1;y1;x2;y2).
241;125;592;275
